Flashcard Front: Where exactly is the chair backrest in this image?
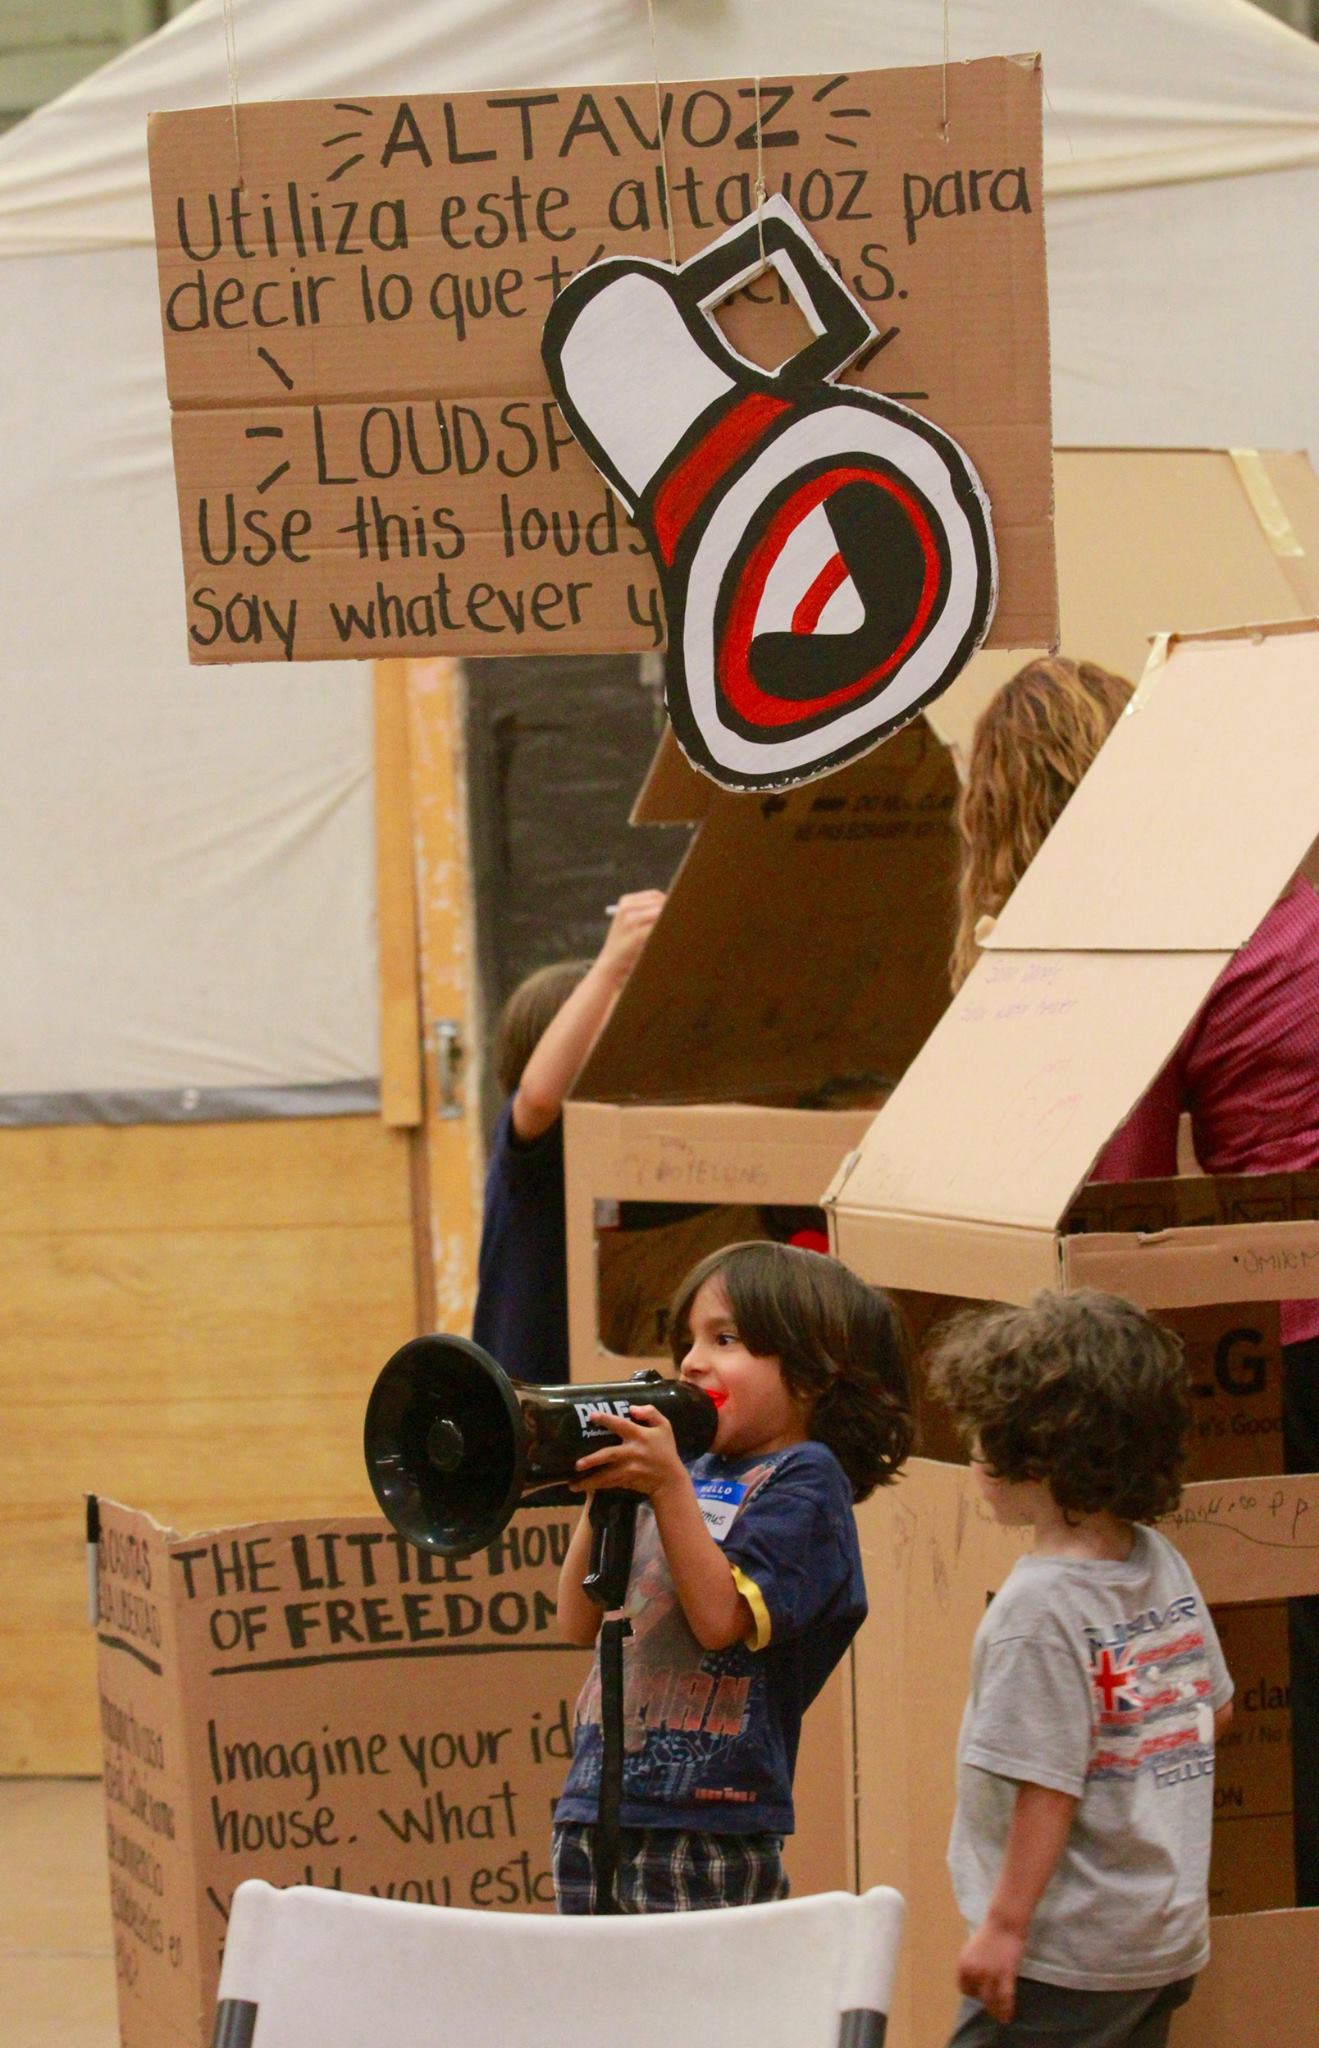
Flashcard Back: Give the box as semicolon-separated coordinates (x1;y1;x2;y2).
212;1879;904;2048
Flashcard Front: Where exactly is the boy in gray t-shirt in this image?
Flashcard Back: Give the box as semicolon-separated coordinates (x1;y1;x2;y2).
929;1291;1234;2048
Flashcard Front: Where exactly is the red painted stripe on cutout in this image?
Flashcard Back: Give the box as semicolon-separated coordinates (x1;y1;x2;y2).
718;464;942;729
790;550;849;635
652;391;792;565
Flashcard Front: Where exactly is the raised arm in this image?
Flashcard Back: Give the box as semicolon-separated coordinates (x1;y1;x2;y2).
513;891;664;1140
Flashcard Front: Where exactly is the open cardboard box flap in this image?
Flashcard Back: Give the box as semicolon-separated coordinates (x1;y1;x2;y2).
989;621;1319;954
578;720;959;1107
829;622;1319;1246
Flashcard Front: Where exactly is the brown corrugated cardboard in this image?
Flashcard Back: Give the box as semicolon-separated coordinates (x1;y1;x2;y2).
853;1461;1319;2048
566;716;959;1371
93;1496;849;2048
1167;1907;1319;2044
828;622;1319;2046
925;447;1319;764
147;60;1055;666
831;627;1319;1263
577;453;1319;1368
986;621;1319;954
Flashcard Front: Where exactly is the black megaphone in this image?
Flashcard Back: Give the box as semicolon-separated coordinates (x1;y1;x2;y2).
363;1334;718;1564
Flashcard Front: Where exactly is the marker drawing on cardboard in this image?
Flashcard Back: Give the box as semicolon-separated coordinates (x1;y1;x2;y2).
542;196;997;791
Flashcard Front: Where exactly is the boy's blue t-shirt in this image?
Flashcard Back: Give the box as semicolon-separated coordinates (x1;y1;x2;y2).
471;1100;567;1387
555;1439;866;1836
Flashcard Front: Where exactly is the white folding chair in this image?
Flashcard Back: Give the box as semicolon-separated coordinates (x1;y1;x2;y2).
212;1878;904;2048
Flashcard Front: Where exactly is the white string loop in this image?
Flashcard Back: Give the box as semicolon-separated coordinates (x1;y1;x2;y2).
222;0;243;184
645;0;679;264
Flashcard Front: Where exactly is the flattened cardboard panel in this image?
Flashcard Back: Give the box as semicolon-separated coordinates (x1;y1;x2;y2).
577;723;959;1104
829;949;1230;1233
96;1502;596;2048
830;1207;1061;1305
94;1502;203;2048
1063;1218;1319;1310
925;447;1319;764
987;625;1319;954
629;727;716;825
564;1102;876;1376
1167;1910;1319;2047
1168;1476;1319;1604
148;61;1055;665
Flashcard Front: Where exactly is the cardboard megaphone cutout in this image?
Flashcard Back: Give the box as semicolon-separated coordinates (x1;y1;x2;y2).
364;1334;718;1560
542;196;997;792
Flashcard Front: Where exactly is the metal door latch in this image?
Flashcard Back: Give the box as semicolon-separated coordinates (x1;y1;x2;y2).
433;1019;464;1119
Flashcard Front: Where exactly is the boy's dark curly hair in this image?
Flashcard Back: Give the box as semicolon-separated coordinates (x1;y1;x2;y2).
669;1241;914;1502
927;1289;1190;1524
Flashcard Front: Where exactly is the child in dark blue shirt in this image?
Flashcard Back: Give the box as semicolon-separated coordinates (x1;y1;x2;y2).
554;1240;913;1911
471;891;663;1384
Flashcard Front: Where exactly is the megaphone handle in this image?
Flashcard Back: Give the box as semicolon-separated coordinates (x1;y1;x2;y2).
582;1489;641;1612
595;1613;632;1916
681;206;874;388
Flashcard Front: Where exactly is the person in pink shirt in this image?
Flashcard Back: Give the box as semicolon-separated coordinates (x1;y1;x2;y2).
952;653;1319;1906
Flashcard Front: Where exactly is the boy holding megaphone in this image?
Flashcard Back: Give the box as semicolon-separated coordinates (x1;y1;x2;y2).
552;1240;913;1914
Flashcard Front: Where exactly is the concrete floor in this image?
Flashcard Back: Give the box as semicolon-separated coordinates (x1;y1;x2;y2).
0;1779;118;2048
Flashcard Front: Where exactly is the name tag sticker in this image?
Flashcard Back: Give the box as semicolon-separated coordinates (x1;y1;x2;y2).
694;1477;746;1543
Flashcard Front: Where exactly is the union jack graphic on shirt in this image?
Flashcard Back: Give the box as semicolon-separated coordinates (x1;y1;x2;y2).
1081;1601;1216;1785
1090;1643;1144;1718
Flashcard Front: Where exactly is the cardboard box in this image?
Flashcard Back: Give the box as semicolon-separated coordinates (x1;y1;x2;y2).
1209;1602;1293;1917
92;1496;848;2048
147;60;1055;665
848;1462;1319;2048
565;713;958;1375
827;622;1319;2046
565;450;1319;1377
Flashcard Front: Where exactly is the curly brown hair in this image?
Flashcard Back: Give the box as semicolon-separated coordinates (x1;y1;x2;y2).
927;1290;1190;1524
951;655;1133;991
668;1241;914;1502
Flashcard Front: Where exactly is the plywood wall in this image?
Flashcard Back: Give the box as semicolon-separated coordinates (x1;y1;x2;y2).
0;1115;418;1773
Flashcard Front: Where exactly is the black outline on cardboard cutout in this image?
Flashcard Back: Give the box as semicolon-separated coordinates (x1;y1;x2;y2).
542;196;997;792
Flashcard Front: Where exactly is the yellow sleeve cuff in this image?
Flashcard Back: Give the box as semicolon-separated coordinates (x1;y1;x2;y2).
731;1564;772;1651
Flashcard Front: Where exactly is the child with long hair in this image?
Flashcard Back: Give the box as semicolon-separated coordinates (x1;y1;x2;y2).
950;655;1132;991
953;652;1319;1902
930;1290;1233;2048
553;1240;913;1913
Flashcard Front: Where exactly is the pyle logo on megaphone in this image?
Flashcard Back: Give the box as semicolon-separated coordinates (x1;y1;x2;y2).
542;195;998;793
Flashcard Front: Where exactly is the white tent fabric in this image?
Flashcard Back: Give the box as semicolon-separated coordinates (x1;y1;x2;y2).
0;0;1316;1116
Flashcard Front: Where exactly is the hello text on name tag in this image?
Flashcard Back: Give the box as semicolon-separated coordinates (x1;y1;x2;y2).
694;1477;747;1543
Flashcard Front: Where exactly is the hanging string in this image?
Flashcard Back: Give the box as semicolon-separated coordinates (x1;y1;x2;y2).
753;76;767;265
941;0;951;144
222;0;244;185
645;0;678;264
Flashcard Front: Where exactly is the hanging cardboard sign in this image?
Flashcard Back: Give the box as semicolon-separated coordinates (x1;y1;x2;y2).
543;196;996;787
148;59;1055;667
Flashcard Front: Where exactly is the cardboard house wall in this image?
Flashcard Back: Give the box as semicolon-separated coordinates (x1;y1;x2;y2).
827;622;1319;2048
563;450;1319;1378
564;711;960;1376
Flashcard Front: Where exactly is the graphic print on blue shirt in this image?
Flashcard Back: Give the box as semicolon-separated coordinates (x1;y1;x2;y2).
1083;1592;1217;1789
554;1440;866;1836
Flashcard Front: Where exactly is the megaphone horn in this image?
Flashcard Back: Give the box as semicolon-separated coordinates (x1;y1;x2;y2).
364;1334;718;1558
